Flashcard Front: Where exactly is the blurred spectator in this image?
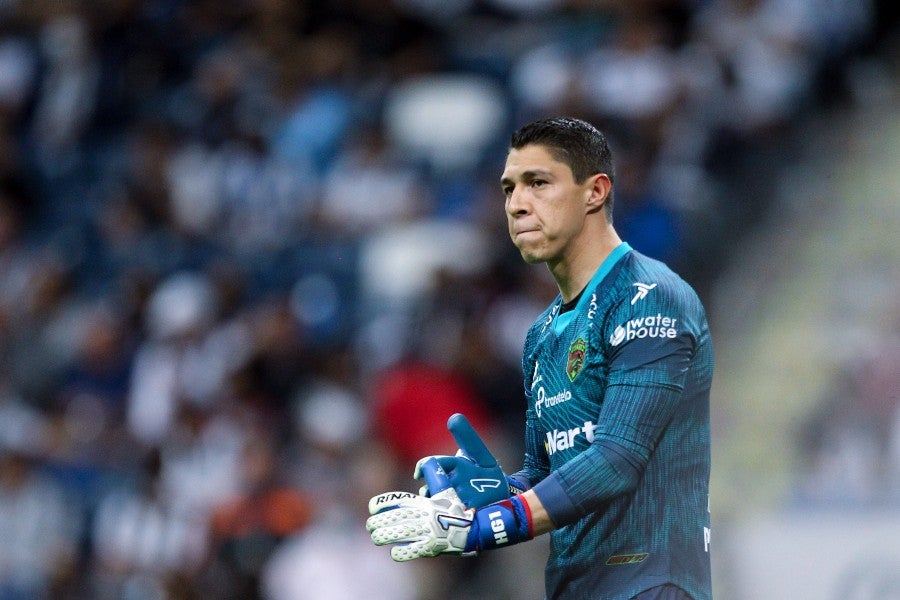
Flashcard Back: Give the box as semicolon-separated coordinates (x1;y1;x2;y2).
0;194;30;318
614;152;683;265
0;450;81;600
691;0;819;134
91;448;207;599
288;344;369;502
0;29;37;134
263;351;421;599
4;253;77;409
165;136;319;251
30;12;99;179
127;270;253;446
510;42;579;120
580;15;681;144
384;73;507;175
208;439;312;600
156;402;246;518
796;337;900;507
269;29;357;175
371;359;496;465
51;301;135;467
319;124;428;235
261;440;419;600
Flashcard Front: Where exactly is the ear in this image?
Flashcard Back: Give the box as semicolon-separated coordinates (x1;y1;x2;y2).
585;173;612;215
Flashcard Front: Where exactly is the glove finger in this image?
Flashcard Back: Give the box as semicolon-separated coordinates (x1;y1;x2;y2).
366;511;397;532
366;501;431;531
391;541;432;562
368;491;418;516
370;523;428;546
448;413;497;468
412;455;455;479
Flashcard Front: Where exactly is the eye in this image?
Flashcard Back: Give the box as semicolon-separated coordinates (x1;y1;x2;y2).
531;179;547;188
502;185;513;197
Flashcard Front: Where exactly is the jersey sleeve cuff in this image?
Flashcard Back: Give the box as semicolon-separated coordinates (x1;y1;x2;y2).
507;474;531;494
531;471;581;527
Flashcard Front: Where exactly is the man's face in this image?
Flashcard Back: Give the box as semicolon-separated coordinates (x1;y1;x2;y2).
501;144;594;265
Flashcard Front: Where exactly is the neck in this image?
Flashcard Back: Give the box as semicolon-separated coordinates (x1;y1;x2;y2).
549;224;622;303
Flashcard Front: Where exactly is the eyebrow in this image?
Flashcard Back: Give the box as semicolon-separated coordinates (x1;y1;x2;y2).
500;169;555;187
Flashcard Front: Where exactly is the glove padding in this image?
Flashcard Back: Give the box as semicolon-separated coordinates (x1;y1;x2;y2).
367;490;475;561
367;489;533;562
414;413;526;508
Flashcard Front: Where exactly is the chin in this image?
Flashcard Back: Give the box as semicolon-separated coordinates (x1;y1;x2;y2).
518;249;547;265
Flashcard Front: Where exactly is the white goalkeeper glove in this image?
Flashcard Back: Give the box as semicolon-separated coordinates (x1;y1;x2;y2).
366;487;534;562
366;490;475;561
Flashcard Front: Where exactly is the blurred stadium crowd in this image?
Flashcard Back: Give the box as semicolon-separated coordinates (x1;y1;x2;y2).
0;0;895;598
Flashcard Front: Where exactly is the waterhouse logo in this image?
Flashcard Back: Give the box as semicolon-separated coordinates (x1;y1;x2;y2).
610;314;678;346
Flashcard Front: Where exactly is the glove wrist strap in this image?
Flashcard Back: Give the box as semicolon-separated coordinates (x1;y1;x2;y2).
465;494;534;553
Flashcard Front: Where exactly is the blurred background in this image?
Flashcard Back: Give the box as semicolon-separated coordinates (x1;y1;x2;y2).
0;0;897;598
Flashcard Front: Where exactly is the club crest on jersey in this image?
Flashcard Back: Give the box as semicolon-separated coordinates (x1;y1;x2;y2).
566;337;587;381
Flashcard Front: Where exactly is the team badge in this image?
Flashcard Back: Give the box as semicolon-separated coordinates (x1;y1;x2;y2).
566;337;587;381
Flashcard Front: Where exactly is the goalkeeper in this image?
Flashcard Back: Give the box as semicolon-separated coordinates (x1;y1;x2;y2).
367;117;713;600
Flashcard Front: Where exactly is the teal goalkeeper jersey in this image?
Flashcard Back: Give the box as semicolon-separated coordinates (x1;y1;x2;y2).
513;243;713;600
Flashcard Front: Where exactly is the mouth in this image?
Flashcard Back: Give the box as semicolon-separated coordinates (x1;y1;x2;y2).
513;225;540;237
514;229;542;241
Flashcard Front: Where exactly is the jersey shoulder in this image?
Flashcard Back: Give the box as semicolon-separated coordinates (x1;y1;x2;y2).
606;251;705;315
618;250;697;296
590;250;708;348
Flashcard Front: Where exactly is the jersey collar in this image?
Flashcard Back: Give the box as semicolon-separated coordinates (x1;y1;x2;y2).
551;242;632;335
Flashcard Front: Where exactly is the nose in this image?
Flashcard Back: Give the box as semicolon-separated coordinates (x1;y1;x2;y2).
506;185;528;216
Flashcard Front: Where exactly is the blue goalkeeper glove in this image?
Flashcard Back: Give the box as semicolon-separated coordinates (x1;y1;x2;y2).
366;487;533;562
413;413;527;509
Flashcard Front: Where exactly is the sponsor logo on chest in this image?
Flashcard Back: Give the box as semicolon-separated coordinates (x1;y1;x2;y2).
531;360;576;419
544;420;596;456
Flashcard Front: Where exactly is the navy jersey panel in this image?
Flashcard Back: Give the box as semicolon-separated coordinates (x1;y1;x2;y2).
515;245;713;600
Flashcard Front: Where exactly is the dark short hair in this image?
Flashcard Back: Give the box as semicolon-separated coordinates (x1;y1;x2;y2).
510;117;615;217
